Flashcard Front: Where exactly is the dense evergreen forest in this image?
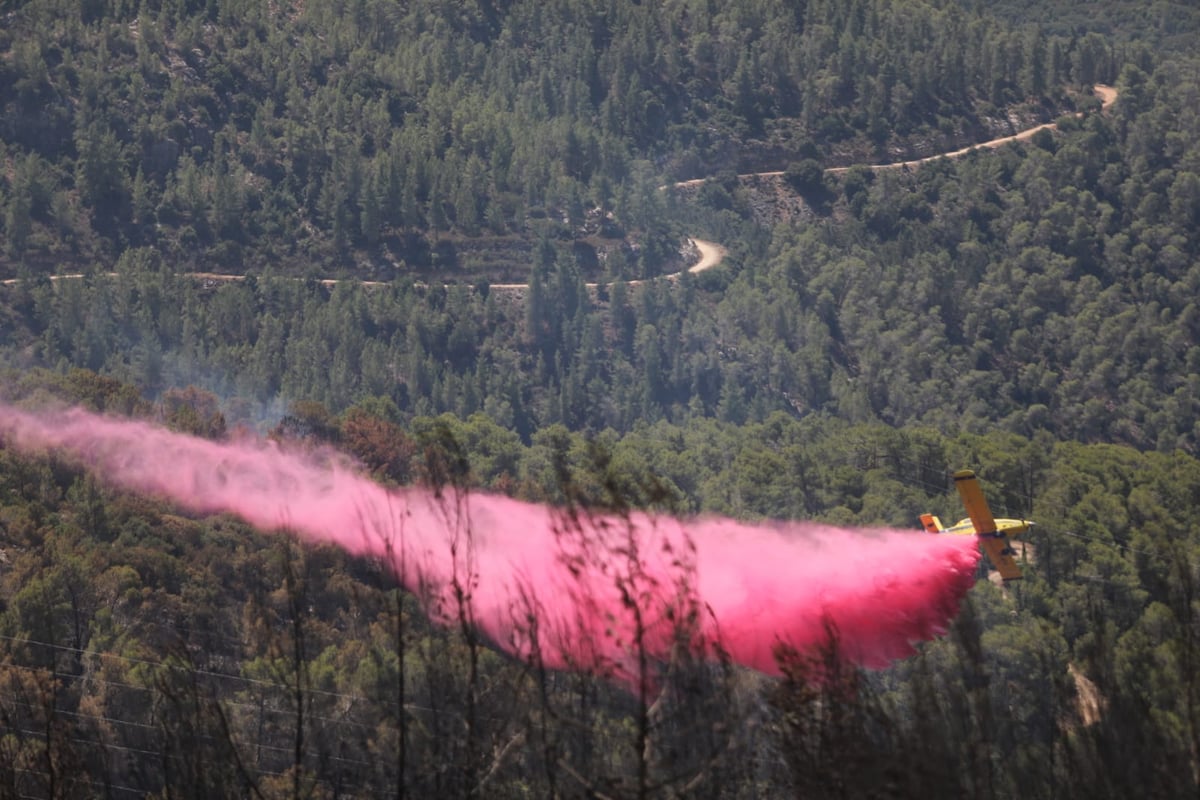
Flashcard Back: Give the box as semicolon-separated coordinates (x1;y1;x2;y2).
1;0;1200;797
0;0;1129;281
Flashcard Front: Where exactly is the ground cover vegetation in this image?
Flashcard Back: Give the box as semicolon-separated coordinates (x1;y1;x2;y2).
0;0;1199;796
2;378;1200;798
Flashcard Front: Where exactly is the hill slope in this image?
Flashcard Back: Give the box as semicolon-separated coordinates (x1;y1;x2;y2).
1;0;1108;280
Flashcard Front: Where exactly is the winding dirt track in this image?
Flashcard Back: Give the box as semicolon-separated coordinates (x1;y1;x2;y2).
1;87;1112;291
673;84;1117;186
482;237;725;292
686;238;727;274
0;239;728;292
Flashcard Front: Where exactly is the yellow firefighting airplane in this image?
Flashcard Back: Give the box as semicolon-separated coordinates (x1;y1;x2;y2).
920;469;1033;582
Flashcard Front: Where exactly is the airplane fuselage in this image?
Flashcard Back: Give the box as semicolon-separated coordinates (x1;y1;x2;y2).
945;517;1032;539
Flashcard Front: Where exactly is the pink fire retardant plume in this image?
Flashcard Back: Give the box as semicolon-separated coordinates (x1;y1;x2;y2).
0;403;980;679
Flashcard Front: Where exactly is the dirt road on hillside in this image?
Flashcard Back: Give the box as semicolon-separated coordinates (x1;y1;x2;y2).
2;87;1114;292
483;237;727;292
675;84;1118;185
2;238;728;293
688;238;726;274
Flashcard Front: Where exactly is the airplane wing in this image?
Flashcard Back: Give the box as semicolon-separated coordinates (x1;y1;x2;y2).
955;470;1023;581
979;537;1023;581
954;470;996;535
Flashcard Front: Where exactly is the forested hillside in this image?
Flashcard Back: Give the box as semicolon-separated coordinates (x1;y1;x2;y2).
1;0;1199;797
4;57;1197;450
967;0;1200;51
2;0;1114;280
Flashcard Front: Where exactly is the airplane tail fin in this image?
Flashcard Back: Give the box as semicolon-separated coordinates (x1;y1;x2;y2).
919;513;944;533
